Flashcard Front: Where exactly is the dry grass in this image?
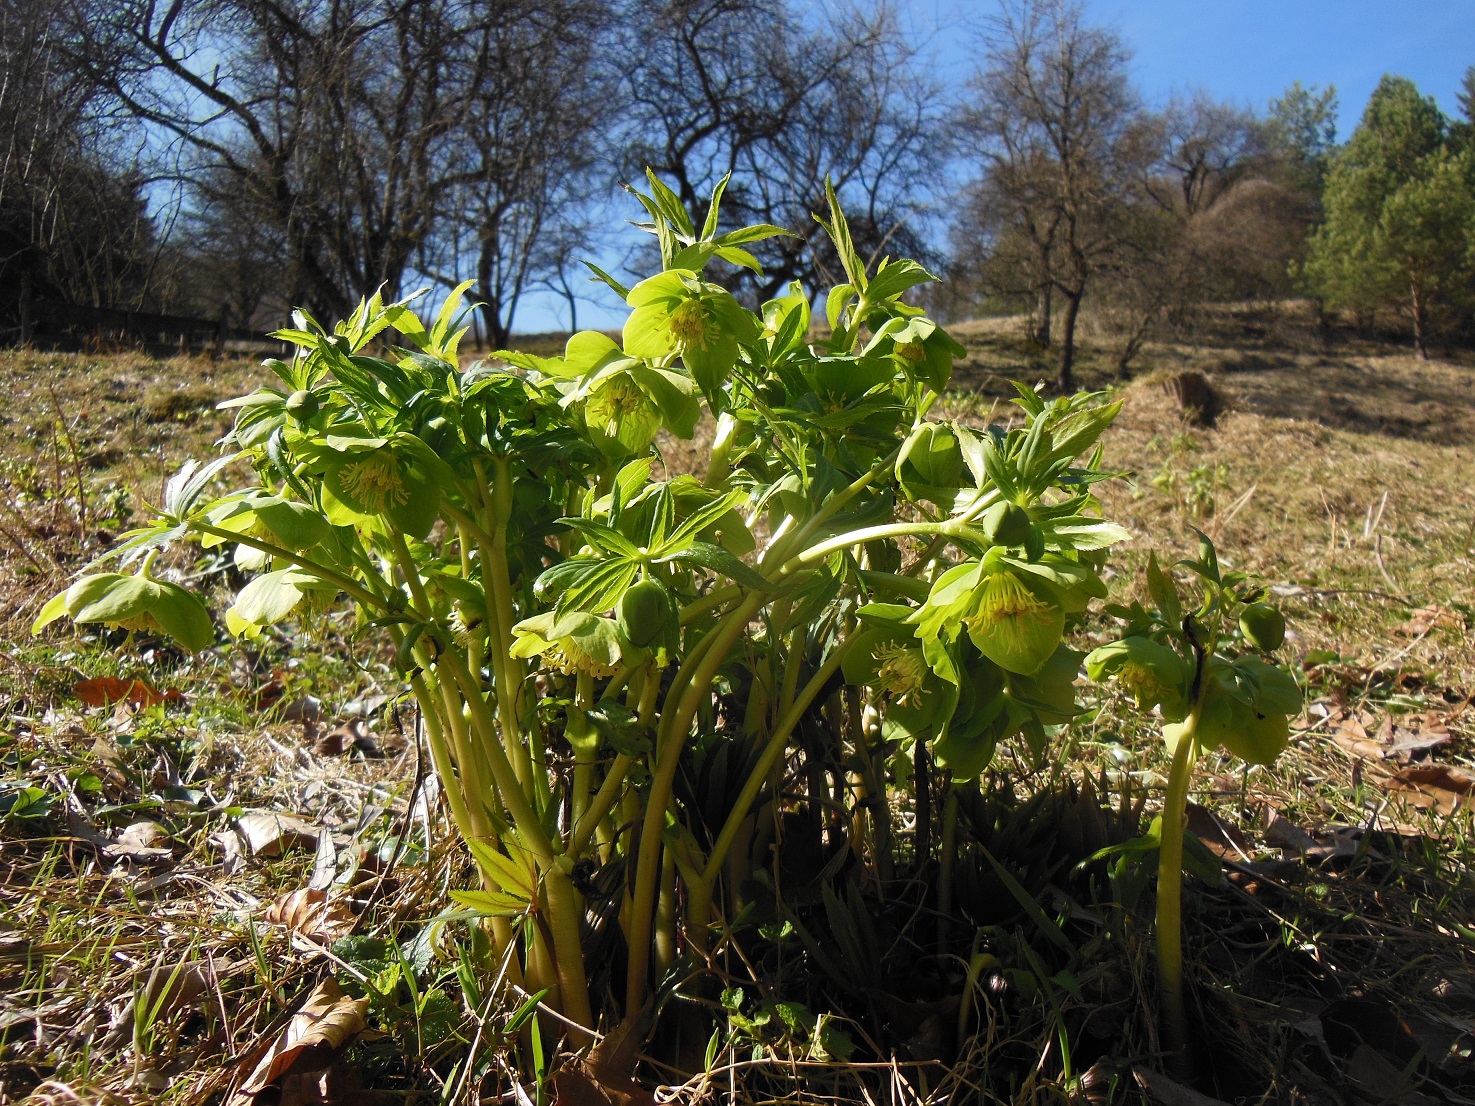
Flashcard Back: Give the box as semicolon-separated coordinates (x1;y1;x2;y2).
2;311;1474;1103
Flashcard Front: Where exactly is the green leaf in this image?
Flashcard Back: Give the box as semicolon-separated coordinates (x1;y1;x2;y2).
584;262;631;300
1146;554;1183;627
816;177;866;291
865;258;935;303
664;542;774;591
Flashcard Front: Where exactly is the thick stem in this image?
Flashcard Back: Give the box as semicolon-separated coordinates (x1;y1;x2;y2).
542;865;594;1042
1157;702;1202;1070
848;687;893;884
625;595;764;1012
913;740;931;873
937;786;958;952
700;640;855;886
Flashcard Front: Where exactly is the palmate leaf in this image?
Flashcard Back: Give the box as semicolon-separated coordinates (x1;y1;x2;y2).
661;542;774;592
453;838;541;917
555;558;640;617
653;488;749;556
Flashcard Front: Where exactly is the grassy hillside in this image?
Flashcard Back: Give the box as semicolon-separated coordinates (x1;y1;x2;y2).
1;313;1472;1102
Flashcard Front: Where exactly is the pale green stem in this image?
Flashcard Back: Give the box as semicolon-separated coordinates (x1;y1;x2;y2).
570;672;596;833
624;594;765;1013
190;522;387;611
687;635;859;944
567;665;661;856
1158;700;1203;1067
473;458;539;799
937;787;959;952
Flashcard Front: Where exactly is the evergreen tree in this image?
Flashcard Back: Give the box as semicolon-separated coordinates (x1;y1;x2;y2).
1306;75;1475;358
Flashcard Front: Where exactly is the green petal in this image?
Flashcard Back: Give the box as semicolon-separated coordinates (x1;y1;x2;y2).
965;570;1064;675
68;574;155;624
147;582;215;651
625;269;695;308
252;498;330;550
230;569;311;628
681;328;738;399
31;589;70;635
622;302;676;360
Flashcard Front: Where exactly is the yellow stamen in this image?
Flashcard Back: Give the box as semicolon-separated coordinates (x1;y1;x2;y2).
965;571;1055;647
339;454;409;512
873;642;928;707
669;298;715;352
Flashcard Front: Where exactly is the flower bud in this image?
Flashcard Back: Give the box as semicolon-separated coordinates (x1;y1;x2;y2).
1239;603;1286;651
981;501;1032;547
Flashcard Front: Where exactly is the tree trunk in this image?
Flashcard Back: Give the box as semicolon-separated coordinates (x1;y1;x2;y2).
1057;290;1082;393
1034;279;1053;347
1410;278;1429;360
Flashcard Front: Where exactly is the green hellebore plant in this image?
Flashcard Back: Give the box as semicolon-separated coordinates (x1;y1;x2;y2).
34;172;1147;1057
1087;535;1302;1069
623;269;758;401
34;568;213;652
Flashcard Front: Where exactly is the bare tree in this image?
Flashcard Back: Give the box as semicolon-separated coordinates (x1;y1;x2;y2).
955;0;1145;391
617;0;943;302
415;0;612;346
78;0;609;326
1;0;157;322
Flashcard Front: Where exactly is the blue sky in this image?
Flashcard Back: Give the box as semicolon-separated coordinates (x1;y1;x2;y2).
512;0;1473;334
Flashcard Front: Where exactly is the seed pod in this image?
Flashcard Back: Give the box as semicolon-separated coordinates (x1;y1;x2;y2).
616;579;677;648
1239;603;1286;651
285;390;320;422
981;501;1031;547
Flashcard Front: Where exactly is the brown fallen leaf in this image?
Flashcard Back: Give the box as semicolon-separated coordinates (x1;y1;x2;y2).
264;888;356;943
1186;802;1251;859
117;820;172;851
553;1008;657;1106
1133;1068;1233;1106
1395;604;1463;637
235;811;319;857
1386;763;1474;816
74;676;184;709
228;979;371;1106
1382;713;1452;761
1327;708;1389;763
313;719;375;756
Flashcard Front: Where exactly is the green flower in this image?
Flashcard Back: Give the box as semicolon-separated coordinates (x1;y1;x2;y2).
623;269;758;400
963;567;1066;675
887;318;965;393
583;371;662;458
321;446;439;537
1085;636;1189;719
871;642;929;706
896;422;963;502
1162;655;1303;766
510;612;624;678
34;571;213;652
224;568;339;639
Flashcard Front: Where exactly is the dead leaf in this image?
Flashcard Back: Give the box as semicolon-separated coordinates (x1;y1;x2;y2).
309;830;338;892
553;1008;657;1106
73;676;184;709
311;718;381;758
212;829;247;875
1186;802;1251;859
1395;605;1463;637
1386;763;1474;816
117;821;172;851
264;888;355;943
1383;713;1452;761
235;811;319;857
228;979;370;1106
